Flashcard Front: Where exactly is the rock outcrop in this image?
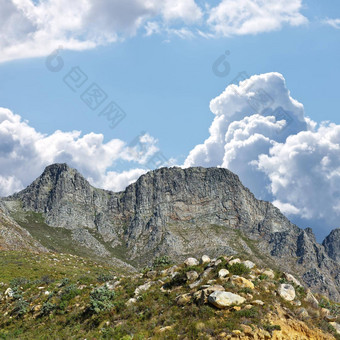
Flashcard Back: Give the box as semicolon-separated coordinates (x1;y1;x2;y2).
1;163;339;301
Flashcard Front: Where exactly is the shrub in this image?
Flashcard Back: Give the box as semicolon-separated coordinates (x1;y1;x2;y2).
263;324;281;333
89;286;115;313
11;299;29;317
227;263;251;276
60;284;80;302
40;275;54;285
10;277;30;288
153;256;173;268
97;273;116;282
59;278;70;287
40;302;56;316
258;274;268;280
235;307;257;318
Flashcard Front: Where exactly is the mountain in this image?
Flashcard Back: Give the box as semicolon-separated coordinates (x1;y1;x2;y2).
1;163;339;301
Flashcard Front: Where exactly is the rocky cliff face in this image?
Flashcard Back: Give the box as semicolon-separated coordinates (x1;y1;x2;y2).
323;229;340;262
2;164;340;301
0;202;46;252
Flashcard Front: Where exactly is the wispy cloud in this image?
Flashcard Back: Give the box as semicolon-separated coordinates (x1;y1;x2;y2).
323;18;340;29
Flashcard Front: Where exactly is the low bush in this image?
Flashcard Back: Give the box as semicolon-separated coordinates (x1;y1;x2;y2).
227;263;251;276
89;286;115;313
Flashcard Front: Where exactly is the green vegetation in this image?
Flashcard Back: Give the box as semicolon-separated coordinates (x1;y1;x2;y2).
227;262;251;276
0;251;338;339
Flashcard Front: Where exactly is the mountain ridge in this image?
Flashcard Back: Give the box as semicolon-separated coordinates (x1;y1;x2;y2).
1;163;340;301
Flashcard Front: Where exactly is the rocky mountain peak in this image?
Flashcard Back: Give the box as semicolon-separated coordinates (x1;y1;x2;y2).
323;228;340;262
1;164;340;301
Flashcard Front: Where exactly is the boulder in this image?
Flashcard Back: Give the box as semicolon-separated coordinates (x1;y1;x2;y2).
284;273;302;287
278;283;296;301
232;276;254;290
229;258;241;265
186;271;199;281
184;257;199;267
208;291;246;308
176;293;192;306
201;255;211;264
262;269;275;279
304;289;319;308
243;260;255;269
251;300;264;306
218;269;229;278
296;307;309;319
201;267;213;279
4;288;14;298
134;282;152;296
329;322;340;335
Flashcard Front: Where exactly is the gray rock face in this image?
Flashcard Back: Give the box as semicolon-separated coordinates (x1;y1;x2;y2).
0;206;46;252
2;163;340;301
323;228;340;262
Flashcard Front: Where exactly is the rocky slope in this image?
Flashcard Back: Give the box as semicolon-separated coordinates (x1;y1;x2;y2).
0;252;339;339
1;163;340;301
0;202;46;253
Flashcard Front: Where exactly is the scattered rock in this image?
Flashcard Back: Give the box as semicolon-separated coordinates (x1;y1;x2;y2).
158;326;173;333
186;271;199;281
304;289;319;308
134;282;152;296
329;322;340;335
262;269;275;279
146;271;157;279
184;257;199;267
325;315;337;322
243;260;255;269
229;258;241;265
252;300;264;306
126;298;137;306
284;273;302;287
201;267;213;279
296;307;309;319
4;288;14;298
232;276;254;290
218;269;229;278
278;283;296;301
189;279;203;289
208;291;246;308
201;255;211;264
176;293;192;306
214;259;222;267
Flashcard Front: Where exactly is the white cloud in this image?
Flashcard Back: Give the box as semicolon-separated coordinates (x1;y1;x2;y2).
256;123;340;224
1;0;307;63
207;0;307;36
0;107;159;196
323;18;340;30
184;71;340;233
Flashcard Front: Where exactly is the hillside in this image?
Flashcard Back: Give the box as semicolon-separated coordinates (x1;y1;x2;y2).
1;164;339;302
0;252;339;339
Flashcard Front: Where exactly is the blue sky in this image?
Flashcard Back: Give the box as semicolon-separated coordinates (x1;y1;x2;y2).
1;0;340;240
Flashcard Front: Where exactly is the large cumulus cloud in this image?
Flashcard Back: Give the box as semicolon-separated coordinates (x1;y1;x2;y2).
185;72;340;236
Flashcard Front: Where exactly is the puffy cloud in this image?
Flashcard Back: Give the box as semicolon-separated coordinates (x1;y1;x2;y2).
1;0;307;63
185;72;308;178
207;0;307;36
256;123;340;224
0;107;159;196
184;71;340;235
